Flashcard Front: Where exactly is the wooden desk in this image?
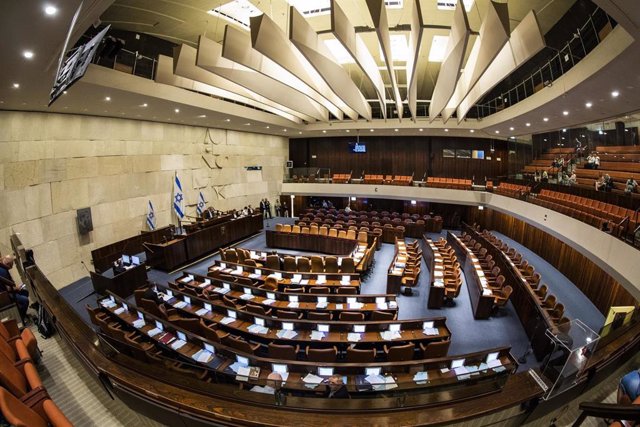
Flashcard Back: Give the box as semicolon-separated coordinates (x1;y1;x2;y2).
423;239;446;309
90;263;147;298
386;239;407;294
266;230;357;255
143;238;188;271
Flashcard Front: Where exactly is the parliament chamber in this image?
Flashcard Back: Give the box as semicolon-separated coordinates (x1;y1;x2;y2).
1;0;640;426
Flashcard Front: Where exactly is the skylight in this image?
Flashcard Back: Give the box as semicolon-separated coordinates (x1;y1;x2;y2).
437;0;474;12
428;35;449;62
288;0;404;17
379;34;409;62
207;0;262;29
324;39;355;64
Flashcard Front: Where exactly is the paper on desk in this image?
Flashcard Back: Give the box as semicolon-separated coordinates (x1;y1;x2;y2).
493;366;507;373
347;333;362;342
247;324;269;335
374;377;398;391
196;308;209;316
101;300;116;308
303;373;323;384
454;366;469;376
133;319;145;329
487;359;502;368
380;330;402;341
288;302;299;308
262;299;275;305
179;277;191;283
170;339;186;350
276;329;297;339
228;361;244;373
336;304;344;310
300;279;309;285
478;363;489;372
249;274;261;279
376;303;388;310
173;301;187;309
365;374;385;385
291;276;301;284
413;371;428;383
198;282;209;288
440;368;449;373
237;366;251;377
423;327;439;336
316;302;328;309
310;331;325;341
220;317;235;325
348;302;364;309
114;307;125;315
147;328;162;337
161;294;172;302
388;301;398;309
240;294;255;300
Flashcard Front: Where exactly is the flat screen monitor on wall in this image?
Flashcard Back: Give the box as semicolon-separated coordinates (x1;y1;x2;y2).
349;142;366;153
472;150;485;159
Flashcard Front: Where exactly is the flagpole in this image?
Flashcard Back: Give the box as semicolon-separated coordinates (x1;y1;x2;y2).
175;171;182;234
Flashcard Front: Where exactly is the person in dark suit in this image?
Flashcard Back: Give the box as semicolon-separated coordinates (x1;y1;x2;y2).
259;199;266;218
325;375;350;399
142;287;163;305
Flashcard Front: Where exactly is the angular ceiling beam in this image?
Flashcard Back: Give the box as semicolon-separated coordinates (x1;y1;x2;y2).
442;1;510;122
457;11;546;122
154;54;301;124
428;3;470;122
173;44;305;123
289;6;372;121
406;0;424;122
197;35;323;122
330;0;387;119
250;14;352;120
367;0;404;120
223;25;330;122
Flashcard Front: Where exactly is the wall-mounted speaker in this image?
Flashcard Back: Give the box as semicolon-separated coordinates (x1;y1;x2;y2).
286;161;293;168
77;207;94;234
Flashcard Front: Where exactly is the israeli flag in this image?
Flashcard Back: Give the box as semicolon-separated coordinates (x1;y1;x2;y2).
196;191;206;216
173;174;185;219
146;200;156;230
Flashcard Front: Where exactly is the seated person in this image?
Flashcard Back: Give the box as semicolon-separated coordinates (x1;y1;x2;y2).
0;255;29;320
324;374;350;399
594;154;601;169
585;154;595;169
604;174;614;192
344;205;352;213
202;206;216;220
113;258;128;275
595;175;606;191
541;170;549;183
143;286;163;305
625;178;638;194
568;172;577;186
251;372;283;395
618;368;640;405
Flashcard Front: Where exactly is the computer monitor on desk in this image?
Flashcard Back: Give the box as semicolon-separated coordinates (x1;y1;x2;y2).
122;254;131;265
131;255;141;265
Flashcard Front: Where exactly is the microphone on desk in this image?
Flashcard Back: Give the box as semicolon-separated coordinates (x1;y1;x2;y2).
76;261;98;303
80;260;91;275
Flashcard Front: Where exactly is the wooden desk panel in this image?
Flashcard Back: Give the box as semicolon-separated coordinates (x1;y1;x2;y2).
266;230;357;255
90;263;147;298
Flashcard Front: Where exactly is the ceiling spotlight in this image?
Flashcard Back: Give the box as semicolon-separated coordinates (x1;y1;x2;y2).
544;138;548;141
141;103;148;107
44;5;58;15
346;130;350;133
562;111;569;116
174;108;179;113
394;128;399;132
104;96;111;101
444;129;448;132
298;131;302;134
63;90;67;95
470;129;475;133
283;129;287;132
22;50;34;59
322;130;326;133
495;130;500;134
266;126;270;129
543;117;549;122
419;128;424;132
198;114;206;118
585;102;592;108
525;123;531;127
562;128;566;132
509;127;514;131
370;129;374;132
225;118;231;122
12;83;20;89
611;90;620;97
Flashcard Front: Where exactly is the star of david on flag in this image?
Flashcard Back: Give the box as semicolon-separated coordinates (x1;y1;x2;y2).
173;174;185;219
196;191;206;216
146;200;156;230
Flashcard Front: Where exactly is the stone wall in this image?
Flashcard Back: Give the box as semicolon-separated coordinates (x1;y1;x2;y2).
0;111;288;288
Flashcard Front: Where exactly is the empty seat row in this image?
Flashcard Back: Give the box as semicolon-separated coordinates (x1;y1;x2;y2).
424;177;472;190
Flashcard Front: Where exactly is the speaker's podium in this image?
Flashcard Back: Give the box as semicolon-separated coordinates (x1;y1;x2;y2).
90;261;147;299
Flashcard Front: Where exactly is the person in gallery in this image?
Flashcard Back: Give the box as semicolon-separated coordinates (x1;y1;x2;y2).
324;375;350;399
0;255;29;321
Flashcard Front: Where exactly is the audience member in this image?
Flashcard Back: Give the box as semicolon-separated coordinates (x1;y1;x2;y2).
534;170;540;183
595;175;606;191
542;170;549;183
260;199;267;218
604;174;614;192
274;200;282;217
568;172;577;186
0;255;29;321
344;204;352;213
265;199;272;219
586;154;596;169
325;375;350;398
594;153;601;169
625;177;638;194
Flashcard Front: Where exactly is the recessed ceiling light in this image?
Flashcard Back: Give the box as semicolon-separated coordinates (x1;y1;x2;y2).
44;5;58;15
298;131;302;134
104;96;111;101
346;129;350;132
63;90;67;95
142;103;148;107
510;136;516;139
283;129;287;132
266;126;270;129
244;122;251;126
495;130;500;134
611;90;620;97
525;123;531;127
443;129;448;132
509;127;514;131
543;117;549;122
562;111;569;116
12;83;20;89
544;138;547;141
562;128;566;132
225;118;231;122
322;130;326;133
174;108;180;113
470;129;475;133
394;128;398;132
198;114;206;118
585;102;592;108
22;50;34;59
370;129;374;132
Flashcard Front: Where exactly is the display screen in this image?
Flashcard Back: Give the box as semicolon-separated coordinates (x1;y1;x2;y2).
349;142;367;153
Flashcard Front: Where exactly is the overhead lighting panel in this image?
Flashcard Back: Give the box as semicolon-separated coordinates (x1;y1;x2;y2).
437;0;474;12
207;0;261;29
324;39;355;64
288;0;403;16
379;34;409;62
428;35;449;62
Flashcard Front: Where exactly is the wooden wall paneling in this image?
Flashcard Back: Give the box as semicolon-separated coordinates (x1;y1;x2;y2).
471;209;637;314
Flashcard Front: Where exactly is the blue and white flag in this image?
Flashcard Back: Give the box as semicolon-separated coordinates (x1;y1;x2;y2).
146;200;156;230
196;191;206;216
173;174;185;219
